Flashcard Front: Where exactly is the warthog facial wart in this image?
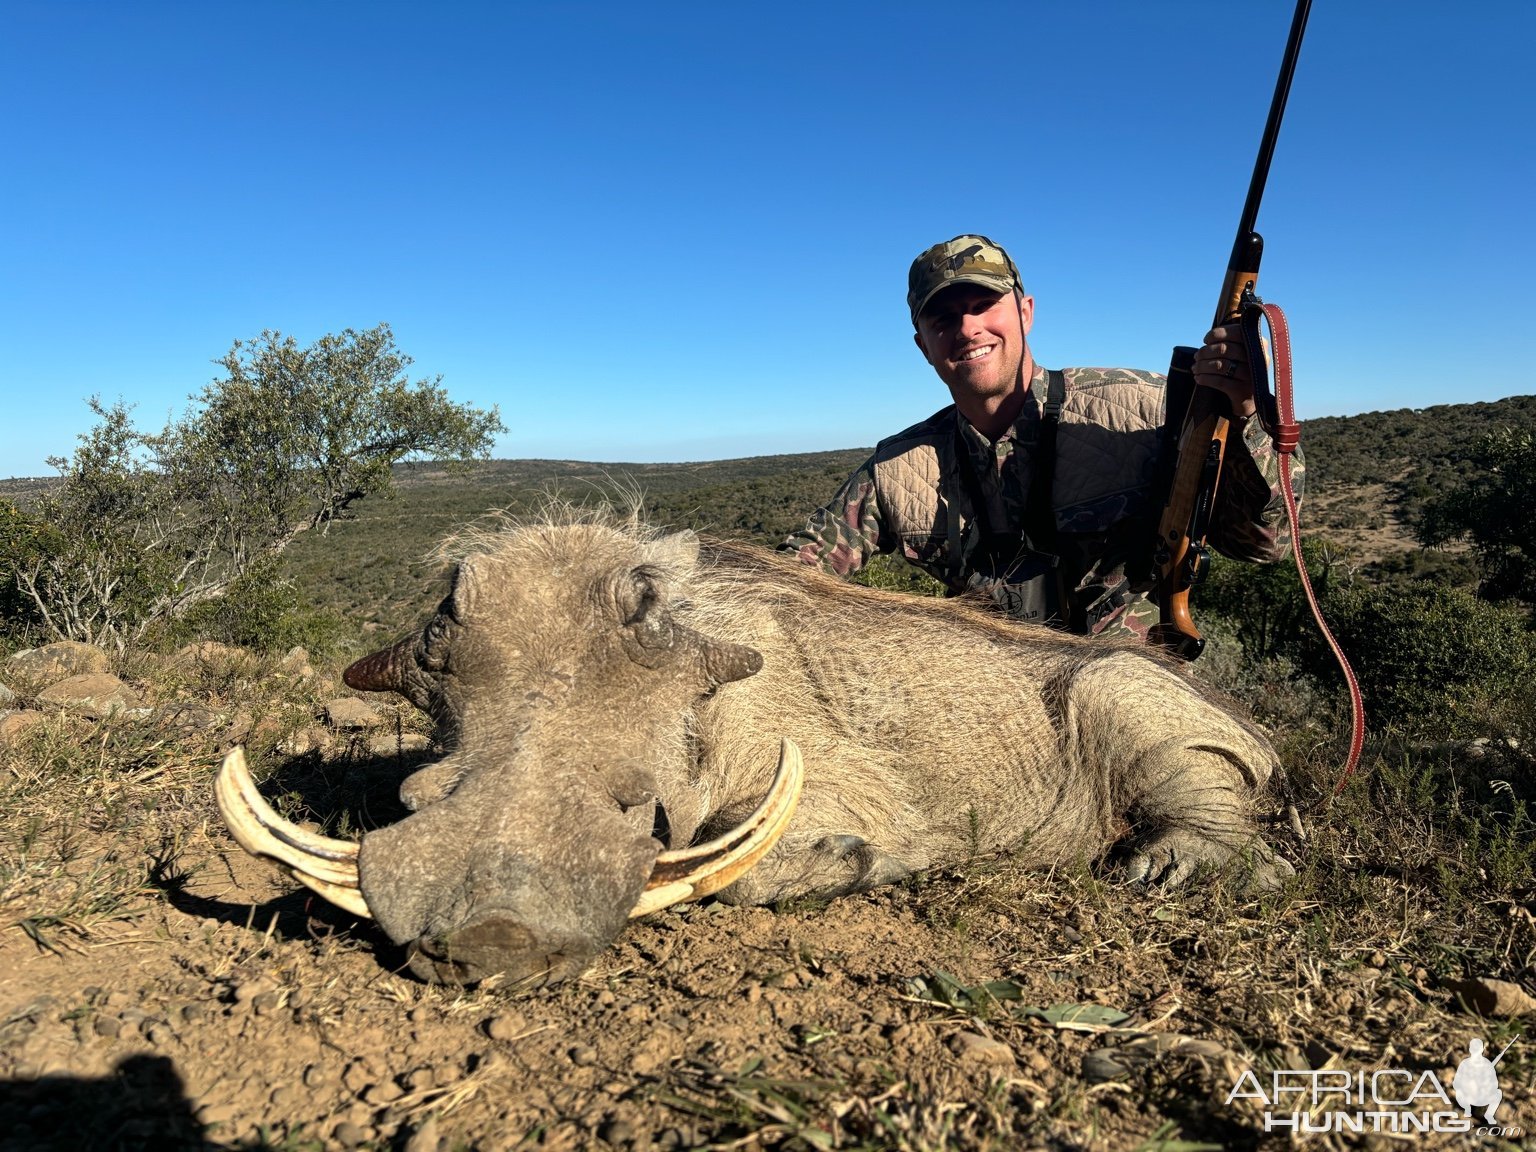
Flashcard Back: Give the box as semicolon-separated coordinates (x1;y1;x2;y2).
216;508;1291;986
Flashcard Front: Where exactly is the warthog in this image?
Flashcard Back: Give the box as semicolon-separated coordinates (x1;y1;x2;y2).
218;510;1290;986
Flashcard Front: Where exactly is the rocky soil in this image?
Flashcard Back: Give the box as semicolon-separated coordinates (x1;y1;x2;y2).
0;642;1531;1151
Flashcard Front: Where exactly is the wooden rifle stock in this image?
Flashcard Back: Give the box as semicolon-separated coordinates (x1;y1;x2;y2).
1149;0;1310;659
1149;242;1263;659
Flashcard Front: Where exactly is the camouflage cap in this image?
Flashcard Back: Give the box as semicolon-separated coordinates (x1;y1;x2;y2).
907;235;1023;326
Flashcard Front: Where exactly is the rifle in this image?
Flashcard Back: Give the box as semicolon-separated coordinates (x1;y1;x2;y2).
1149;0;1312;660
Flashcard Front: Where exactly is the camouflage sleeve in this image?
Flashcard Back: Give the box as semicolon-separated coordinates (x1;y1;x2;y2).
778;456;886;577
1208;416;1305;563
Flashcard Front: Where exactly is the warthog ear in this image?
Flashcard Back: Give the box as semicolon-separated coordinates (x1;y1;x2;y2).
449;558;479;620
652;529;700;569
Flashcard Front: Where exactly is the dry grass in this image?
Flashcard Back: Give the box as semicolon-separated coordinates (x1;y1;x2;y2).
0;646;1533;1150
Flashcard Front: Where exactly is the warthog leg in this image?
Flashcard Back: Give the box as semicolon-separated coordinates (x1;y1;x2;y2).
216;739;805;922
1063;654;1293;892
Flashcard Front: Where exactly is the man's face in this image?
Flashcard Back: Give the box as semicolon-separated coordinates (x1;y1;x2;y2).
913;284;1034;404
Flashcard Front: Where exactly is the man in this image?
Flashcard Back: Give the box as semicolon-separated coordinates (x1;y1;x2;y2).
782;234;1300;640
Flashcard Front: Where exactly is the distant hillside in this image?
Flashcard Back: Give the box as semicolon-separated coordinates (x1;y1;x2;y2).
6;395;1531;639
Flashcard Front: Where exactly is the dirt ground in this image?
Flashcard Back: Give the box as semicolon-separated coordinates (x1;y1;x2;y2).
0;659;1532;1151
2;822;1532;1151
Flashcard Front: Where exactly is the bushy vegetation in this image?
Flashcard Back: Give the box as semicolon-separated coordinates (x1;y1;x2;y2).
1199;542;1536;741
1419;426;1536;604
0;325;502;654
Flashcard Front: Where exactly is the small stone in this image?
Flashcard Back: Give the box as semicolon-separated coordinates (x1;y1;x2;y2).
36;673;146;719
601;1080;629;1097
599;1118;634;1144
325;697;383;731
303;1064;334;1088
342;1061;373;1094
406;1067;435;1091
569;1045;597;1066
369;732;432;756
180;1002;206;1023
485;1012;527;1041
0;709;42;749
200;917;220;933
404;1116;440;1152
5;641;109;686
470;1052;502;1079
93;1015;121;1039
364;1080;403;1105
232;977;276;1007
251;991;280;1016
949;1031;1017;1069
288;988;310;1010
270;1086;298;1108
408;1006;428;1023
1449;976;1536;1017
280;646;314;679
596;989;617;1007
144;1022;174;1046
433;1062;463;1087
1369;950;1387;968
334;1121;368;1148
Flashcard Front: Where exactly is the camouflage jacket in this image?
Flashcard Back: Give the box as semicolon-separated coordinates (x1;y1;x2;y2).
781;363;1303;640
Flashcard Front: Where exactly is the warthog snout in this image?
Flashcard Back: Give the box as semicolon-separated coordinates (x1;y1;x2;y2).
355;763;662;987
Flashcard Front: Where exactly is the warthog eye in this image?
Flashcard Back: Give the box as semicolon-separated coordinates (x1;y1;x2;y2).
618;567;679;663
420;614;453;671
620;567;662;625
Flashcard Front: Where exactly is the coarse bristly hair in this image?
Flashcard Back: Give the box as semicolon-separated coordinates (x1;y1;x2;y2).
430;493;759;640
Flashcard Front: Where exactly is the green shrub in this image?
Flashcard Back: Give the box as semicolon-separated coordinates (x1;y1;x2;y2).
1195;539;1340;664
1310;581;1535;738
852;553;945;596
0;498;48;641
169;563;351;658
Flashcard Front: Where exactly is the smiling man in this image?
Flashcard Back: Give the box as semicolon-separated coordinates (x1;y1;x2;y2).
781;234;1300;639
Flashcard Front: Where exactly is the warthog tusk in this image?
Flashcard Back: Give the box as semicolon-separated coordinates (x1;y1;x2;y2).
630;737;804;918
214;747;373;920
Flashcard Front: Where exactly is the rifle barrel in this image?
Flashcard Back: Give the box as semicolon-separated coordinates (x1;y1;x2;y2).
1237;0;1313;242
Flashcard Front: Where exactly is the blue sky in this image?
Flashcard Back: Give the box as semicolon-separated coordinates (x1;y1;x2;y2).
4;1;1532;478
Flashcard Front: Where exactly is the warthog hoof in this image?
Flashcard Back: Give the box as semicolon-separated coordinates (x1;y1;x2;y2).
1124;828;1294;892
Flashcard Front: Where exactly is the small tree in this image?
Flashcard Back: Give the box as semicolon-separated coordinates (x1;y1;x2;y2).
1419;427;1536;606
14;324;504;650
